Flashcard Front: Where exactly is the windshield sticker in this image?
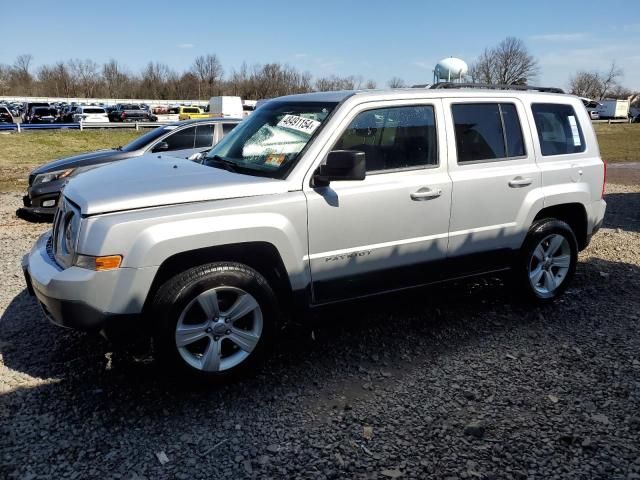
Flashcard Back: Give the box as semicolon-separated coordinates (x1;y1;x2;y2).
568;116;581;146
277;115;321;135
264;154;286;167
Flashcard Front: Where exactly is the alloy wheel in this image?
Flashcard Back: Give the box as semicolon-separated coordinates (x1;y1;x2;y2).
175;286;263;372
528;233;572;296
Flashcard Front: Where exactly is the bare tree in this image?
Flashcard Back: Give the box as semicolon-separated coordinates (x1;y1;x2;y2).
69;59;100;98
470;37;538;85
11;54;35;94
103;60;132;98
387;77;405;88
364;79;377;89
599;62;623;100
192;54;224;99
0;64;12;95
569;62;624;100
140;62;171;99
13;54;33;77
315;75;357;91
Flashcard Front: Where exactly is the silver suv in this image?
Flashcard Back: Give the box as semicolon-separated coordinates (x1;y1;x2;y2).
23;86;607;382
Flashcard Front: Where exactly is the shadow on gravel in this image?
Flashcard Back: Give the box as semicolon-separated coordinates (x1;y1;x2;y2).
604;191;640;233
1;257;638;399
1;255;639;477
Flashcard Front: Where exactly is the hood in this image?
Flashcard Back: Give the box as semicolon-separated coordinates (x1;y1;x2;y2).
63;154;288;215
32;149;135;175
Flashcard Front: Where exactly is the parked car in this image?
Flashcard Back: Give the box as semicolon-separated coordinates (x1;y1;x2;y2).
17;118;241;221
178;106;210;120
0;106;13;123
25;107;58;124
59;105;79;123
72;106;109;123
21;102;50;122
21;86;607;383
108;104;157;122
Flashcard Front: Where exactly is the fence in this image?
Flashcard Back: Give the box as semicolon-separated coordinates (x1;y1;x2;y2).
0;120;175;132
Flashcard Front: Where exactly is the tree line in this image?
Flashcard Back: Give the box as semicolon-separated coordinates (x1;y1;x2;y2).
1;38;636;101
0;53;379;100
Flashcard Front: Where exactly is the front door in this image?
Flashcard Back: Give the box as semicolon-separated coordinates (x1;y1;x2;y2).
304;102;452;303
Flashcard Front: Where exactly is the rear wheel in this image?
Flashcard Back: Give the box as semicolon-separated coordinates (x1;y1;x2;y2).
152;262;277;382
515;218;578;303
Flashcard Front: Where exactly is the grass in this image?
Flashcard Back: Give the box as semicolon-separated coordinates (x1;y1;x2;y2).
0;130;143;191
592;123;640;163
0;124;638;192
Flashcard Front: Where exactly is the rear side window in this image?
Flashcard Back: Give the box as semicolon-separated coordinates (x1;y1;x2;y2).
164;126;196;150
195;124;214;148
531;103;585;156
452;103;525;163
334;105;438;172
222;123;236;135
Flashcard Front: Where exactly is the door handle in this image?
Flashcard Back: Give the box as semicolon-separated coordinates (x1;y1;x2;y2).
410;187;442;201
508;176;533;188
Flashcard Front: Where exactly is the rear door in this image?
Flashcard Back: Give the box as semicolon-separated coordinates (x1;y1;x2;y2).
442;98;541;272
193;124;215;154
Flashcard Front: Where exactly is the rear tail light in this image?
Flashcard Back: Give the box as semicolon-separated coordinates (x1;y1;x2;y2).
601;159;607;199
121;112;126;119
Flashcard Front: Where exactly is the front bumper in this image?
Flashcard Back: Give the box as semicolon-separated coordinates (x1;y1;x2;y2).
22;232;158;336
16;180;65;222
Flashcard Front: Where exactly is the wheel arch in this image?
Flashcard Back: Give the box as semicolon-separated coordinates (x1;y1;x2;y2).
532;202;588;250
144;242;294;313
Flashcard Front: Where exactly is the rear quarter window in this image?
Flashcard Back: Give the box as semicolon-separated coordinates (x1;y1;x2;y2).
531;103;586;156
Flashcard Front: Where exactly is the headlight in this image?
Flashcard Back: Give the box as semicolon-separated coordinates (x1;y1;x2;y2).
33;168;75;185
52;198;81;268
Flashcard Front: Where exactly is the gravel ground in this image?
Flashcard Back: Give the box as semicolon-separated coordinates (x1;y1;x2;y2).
1;184;639;480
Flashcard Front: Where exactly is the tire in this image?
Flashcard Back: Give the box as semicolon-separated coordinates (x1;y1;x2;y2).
515;218;578;303
151;262;278;383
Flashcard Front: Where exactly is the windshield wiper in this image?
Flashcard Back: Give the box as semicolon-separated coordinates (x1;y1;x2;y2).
206;155;239;173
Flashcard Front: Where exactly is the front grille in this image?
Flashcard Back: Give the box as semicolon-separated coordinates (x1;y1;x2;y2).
45;235;56;263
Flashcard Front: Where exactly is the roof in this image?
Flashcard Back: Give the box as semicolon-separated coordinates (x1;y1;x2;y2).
167;117;243;127
272;85;570;104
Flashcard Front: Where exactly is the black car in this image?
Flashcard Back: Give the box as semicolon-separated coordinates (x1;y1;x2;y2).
108;104;157;122
21;102;50;122
17;118;241;222
0;106;13;123
25;107;58;124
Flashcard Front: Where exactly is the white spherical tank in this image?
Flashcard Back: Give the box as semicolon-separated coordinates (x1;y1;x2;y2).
434;57;469;81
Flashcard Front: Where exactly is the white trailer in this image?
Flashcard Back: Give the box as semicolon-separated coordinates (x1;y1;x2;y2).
597;99;630;119
209;96;244;118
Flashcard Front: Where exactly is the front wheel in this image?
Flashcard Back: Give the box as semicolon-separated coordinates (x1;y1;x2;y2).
515;218;578;303
151;262;278;382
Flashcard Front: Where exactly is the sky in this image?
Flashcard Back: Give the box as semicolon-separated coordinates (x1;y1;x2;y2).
3;0;640;91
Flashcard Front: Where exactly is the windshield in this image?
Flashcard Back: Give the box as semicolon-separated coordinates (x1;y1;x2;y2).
204;101;337;178
121;126;175;152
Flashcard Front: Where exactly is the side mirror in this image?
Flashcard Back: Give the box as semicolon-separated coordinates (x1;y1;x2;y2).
152;141;169;152
313;150;366;187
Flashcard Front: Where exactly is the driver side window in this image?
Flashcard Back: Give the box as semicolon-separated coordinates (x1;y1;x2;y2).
334;105;438;172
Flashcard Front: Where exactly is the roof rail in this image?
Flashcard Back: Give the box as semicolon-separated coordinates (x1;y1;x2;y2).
427;82;565;94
